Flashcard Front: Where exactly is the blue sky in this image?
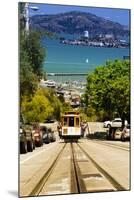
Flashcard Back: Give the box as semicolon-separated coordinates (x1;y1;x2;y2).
29;3;130;26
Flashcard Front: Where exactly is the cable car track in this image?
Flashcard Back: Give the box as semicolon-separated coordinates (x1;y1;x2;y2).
29;143;67;196
76;142;126;191
71;142;87;193
27;141;126;197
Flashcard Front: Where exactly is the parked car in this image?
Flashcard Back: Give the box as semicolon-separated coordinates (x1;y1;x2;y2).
103;118;122;128
32;123;43;147
20;123;35;154
49;131;56;142
106;127;122;140
42;127;56;143
43;133;51;144
41;125;48;135
121;124;130;142
114;128;122;140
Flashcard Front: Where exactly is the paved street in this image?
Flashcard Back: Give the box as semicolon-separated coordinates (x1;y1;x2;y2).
19;131;130;197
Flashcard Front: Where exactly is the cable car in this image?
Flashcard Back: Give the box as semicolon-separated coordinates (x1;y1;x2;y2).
59;111;83;141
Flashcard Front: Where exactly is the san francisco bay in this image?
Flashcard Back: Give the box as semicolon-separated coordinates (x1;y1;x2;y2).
42;36;129;82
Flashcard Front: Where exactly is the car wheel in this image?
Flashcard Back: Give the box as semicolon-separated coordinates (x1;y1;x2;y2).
22;142;27;153
20;143;23;154
33;142;35;150
27;141;33;152
30;142;33;152
106;135;110;140
121;135;125;142
107;124;111;128
41;140;43;146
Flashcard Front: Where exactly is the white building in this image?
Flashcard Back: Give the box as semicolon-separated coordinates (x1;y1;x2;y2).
40;79;56;88
105;34;114;39
84;30;89;38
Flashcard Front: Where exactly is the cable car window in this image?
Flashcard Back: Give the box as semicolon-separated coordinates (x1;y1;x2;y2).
63;117;68;126
69;117;74;127
76;118;79;126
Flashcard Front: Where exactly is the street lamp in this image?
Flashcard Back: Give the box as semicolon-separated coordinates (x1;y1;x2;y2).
24;3;39;35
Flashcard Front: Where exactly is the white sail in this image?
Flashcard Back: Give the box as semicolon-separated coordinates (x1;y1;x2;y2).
86;58;89;63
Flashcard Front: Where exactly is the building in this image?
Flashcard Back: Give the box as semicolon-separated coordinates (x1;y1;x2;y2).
105;34;114;39
84;30;89;38
40;79;56;88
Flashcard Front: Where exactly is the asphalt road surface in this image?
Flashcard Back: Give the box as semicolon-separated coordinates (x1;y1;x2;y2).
19;136;130;197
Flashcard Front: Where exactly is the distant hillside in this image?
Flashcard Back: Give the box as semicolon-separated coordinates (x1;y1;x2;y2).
30;11;129;37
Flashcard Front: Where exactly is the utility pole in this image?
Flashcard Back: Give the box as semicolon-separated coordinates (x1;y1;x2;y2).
23;2;39;35
25;2;29;34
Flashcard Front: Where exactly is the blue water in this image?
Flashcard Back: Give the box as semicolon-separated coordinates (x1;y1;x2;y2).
42;35;129;82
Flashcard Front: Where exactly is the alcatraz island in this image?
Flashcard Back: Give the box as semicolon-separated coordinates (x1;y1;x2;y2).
59;31;129;48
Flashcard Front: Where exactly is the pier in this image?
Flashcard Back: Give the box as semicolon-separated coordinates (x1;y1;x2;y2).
47;73;88;76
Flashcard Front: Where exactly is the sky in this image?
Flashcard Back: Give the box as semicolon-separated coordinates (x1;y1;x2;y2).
29;3;130;26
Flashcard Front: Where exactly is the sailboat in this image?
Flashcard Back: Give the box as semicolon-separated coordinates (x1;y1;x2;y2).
86;58;89;63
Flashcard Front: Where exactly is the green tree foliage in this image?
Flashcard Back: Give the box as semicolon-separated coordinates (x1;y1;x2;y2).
19;2;63;123
20;38;38;99
60;102;72;114
19;2;46;100
21;90;53;123
23;31;46;78
40;88;62;120
19;2;25;32
58;94;65;103
21;88;62;123
85;59;130;122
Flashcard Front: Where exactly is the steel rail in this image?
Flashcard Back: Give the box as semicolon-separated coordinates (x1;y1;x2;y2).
29;143;67;196
71;142;87;193
77;143;126;191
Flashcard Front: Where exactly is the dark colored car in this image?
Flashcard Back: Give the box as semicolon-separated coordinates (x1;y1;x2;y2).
48;128;56;142
43;133;51;144
42;126;50;144
20;124;35;154
42;127;56;143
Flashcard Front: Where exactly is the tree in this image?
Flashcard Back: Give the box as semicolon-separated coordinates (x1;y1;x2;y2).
21;88;63;123
19;2;46;91
19;2;25;33
21;89;54;123
40;88;62;120
19;5;46;100
85;59;130;122
21;30;46;79
20;41;38;98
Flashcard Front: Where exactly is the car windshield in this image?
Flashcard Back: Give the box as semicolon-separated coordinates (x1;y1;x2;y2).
113;119;121;122
43;134;48;138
